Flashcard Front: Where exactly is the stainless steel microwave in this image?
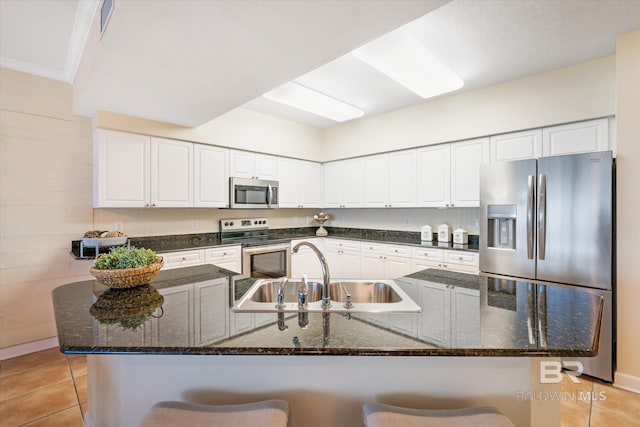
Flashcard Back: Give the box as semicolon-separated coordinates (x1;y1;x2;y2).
229;177;279;209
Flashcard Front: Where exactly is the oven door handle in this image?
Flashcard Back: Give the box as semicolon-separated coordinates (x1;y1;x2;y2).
242;243;291;256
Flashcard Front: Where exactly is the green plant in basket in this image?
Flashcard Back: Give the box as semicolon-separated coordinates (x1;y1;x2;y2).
95;246;160;269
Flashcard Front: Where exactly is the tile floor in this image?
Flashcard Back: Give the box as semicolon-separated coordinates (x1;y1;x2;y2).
1;348;640;426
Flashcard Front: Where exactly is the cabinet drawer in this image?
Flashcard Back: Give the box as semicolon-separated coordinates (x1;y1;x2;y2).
443;250;479;266
362;242;411;258
162;250;205;269
412;247;444;261
325;239;360;252
204;245;241;262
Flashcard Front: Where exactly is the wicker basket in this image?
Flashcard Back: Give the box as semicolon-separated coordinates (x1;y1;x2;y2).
89;257;164;288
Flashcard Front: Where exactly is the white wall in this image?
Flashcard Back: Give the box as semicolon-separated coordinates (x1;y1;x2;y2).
614;29;640;391
321;56;615;161
94;108;324;162
0;68;94;349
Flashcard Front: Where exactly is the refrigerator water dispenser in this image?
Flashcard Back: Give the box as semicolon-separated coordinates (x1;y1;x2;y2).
487;205;516;249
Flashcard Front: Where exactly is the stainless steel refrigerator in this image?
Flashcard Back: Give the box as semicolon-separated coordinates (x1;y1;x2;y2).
479;151;614;382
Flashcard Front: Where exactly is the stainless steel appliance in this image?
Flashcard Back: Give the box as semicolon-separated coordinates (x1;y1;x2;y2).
480;151;614;382
220;217;291;278
229;177;279;209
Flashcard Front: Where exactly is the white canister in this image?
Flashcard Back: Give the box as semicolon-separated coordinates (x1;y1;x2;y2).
453;228;469;244
437;224;451;242
421;225;433;242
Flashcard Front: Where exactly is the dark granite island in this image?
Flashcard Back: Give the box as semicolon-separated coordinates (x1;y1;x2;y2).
52;265;603;427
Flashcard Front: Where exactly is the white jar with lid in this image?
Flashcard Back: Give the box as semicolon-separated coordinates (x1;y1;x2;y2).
421;225;433;243
453;228;469;244
437;224;451;242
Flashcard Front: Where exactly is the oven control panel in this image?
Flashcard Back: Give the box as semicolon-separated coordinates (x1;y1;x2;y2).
220;217;268;232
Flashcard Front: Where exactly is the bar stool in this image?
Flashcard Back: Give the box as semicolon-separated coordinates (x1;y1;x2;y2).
139;399;289;427
363;403;515;427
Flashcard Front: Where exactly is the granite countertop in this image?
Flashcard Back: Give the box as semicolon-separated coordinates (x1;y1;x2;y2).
52;265;602;357
70;227;479;259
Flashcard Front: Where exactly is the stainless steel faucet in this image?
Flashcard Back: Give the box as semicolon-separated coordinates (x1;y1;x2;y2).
292;241;331;309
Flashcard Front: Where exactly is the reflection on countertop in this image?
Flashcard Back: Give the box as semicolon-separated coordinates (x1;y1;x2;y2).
52;264;602;357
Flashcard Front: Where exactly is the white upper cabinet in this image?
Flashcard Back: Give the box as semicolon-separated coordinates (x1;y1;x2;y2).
194;145;229;207
417;138;489;208
542;118;609;156
324;158;365;208
278;157;322;208
150;137;193;207
229;149;278;179
94;129;150;207
450;138;490;207
364;149;417;208
417;144;450;207
490;129;543;162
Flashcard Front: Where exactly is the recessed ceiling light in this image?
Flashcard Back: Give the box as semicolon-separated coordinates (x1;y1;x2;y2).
352;30;464;99
263;82;363;122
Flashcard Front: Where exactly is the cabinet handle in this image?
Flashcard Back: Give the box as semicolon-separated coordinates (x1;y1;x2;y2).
181;257;186;261
458;257;463;260
223;252;227;256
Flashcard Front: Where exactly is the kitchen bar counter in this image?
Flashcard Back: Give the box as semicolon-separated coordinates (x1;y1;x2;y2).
52;265;601;357
70;227;479;259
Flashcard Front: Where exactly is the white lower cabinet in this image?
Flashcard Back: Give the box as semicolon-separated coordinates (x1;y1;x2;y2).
324;239;361;279
417;281;480;347
193;279;229;345
291;238;324;279
204;245;241;273
388;277;419;338
442;250;479;274
360;243;412;279
161;250;205;270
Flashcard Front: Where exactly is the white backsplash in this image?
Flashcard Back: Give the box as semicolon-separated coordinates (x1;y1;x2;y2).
323;207;480;235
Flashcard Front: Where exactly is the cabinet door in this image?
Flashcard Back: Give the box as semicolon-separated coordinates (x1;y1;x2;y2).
542;118;609;156
389;278;418;338
299;161;322;207
490;129;542;162
418;282;451;347
341;250;361;279
385;255;412;279
154;285;192;346
450;138;489;207
194;280;229;345
277;157;301;207
151;138;193;207
94;129;150;207
364;154;389;207
323;161;344;207
451;287;480;347
343;158;365;207
291;239;324;279
443;250;479;274
229;150;255;178
254;154;278;180
388;149;417;207
417;145;450;207
360;253;386;279
194;145;228;207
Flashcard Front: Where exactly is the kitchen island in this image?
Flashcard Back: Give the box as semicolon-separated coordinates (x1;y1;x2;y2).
52;265;603;427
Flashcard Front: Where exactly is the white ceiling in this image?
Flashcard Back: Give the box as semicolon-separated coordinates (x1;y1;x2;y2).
1;0;640;129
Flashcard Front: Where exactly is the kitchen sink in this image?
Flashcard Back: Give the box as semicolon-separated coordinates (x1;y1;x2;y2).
249;280;324;303
233;278;422;313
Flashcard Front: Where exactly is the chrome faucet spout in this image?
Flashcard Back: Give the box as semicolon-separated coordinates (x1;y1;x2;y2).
292;242;331;309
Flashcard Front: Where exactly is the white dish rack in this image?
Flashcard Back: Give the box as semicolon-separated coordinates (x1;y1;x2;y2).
80;237;130;258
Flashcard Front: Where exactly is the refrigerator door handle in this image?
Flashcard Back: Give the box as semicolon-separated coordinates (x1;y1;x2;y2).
527;175;534;259
538;174;547;260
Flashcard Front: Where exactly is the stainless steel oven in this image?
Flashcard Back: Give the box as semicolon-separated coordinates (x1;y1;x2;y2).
220;217;291;278
242;243;291;278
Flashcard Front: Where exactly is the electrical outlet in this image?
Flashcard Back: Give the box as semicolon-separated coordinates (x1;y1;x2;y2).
114;222;123;232
191;220;198;229
293;217;299;224
307;216;312;224
404;217;410;225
